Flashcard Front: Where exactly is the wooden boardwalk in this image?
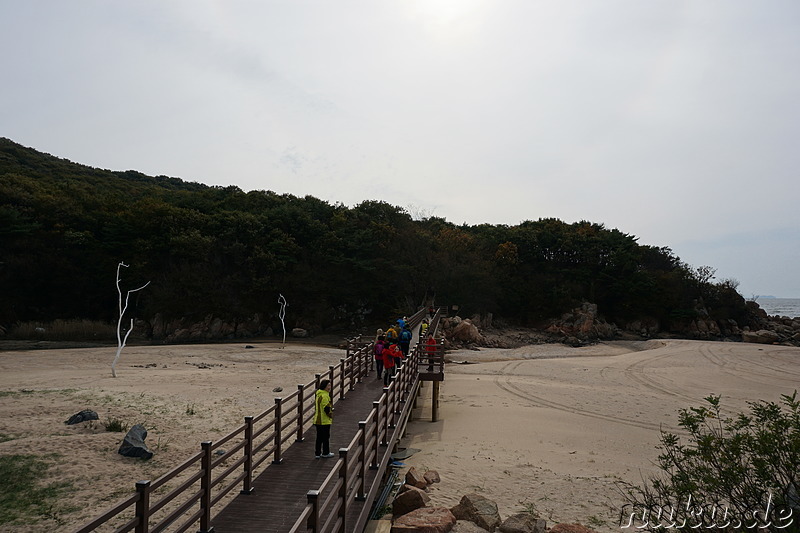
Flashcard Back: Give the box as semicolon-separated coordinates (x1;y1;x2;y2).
211;371;391;533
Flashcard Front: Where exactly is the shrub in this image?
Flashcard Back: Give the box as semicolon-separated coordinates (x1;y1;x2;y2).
104;418;129;433
619;392;800;532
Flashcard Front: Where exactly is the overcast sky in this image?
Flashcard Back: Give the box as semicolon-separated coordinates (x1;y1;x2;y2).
2;1;798;297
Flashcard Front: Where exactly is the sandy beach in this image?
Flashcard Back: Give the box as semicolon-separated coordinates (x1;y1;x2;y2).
1;338;798;532
402;339;800;531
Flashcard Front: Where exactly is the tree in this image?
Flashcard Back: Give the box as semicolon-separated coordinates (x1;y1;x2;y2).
619;393;800;532
111;262;150;378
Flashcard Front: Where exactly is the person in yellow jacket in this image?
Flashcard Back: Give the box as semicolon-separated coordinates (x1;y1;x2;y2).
314;379;335;458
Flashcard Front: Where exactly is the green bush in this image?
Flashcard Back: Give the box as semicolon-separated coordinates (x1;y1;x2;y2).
619;392;800;532
104;418;129;432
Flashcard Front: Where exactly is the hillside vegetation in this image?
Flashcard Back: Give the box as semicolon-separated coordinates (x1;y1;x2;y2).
0;137;753;338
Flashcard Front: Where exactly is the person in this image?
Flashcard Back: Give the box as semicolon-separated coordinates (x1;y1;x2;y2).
420;318;429;337
382;343;396;386
386;342;404;370
314;379;335;458
426;334;438;371
374;336;386;380
385;324;399;345
397;317;406;330
399;324;413;357
374;328;384;343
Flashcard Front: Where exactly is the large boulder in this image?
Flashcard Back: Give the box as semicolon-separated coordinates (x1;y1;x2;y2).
291;328;308;338
393;485;431;516
742;329;781;344
392;507;457;533
450;494;501;532
499;514;546;533
65;409;99;425
405;466;429;489
451;320;483;344
118;424;154;460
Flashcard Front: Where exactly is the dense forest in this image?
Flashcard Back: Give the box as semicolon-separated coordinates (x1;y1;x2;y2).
0;137;753;338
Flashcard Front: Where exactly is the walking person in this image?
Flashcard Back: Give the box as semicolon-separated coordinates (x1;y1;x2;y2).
374;336;386;380
399;324;413;358
382;344;396;386
314;379;335;458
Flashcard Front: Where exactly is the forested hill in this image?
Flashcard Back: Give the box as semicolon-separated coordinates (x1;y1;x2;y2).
0;137;752;337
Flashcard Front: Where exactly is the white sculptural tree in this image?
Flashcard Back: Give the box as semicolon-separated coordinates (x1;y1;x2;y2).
278;293;288;348
112;262;150;378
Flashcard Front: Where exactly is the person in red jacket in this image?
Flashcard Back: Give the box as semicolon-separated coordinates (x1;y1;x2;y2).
382;343;397;386
426;334;438;371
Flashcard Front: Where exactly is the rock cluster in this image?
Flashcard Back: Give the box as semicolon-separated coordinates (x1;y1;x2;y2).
134;313;274;343
544;303;618;345
441;300;800;349
384;468;595;533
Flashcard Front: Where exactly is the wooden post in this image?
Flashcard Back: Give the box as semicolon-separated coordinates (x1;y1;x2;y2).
432;381;440;422
273;397;283;464
338;448;349;533
339;360;347;399
373;401;383;462
241;416;254;494
134;480;151;533
297;384;305;442
382;389;392;441
329;365;336;400
199;441;213;533
307;490;320;533
357;422;367;499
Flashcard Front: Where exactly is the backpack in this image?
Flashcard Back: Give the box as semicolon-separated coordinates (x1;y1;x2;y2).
374;343;384;358
401;329;412;342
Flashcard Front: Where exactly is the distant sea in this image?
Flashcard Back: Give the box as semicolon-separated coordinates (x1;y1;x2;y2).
755;298;800;318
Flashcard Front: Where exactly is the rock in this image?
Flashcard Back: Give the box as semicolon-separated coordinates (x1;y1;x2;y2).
118;424;154;460
451;320;483;344
392;507;457;533
498;513;546;533
423;470;441;484
549;524;597;533
393;485;431;516
291;328;308;338
450;494;501;532
742;329;781;344
453;520;490;533
65;409;99;425
273;387;283;393
405;466;429;489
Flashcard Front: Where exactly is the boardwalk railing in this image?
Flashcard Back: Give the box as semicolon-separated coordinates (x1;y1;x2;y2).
71;306;439;533
289;309;447;533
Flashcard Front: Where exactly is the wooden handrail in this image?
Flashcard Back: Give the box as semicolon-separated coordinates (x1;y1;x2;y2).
71;318;443;533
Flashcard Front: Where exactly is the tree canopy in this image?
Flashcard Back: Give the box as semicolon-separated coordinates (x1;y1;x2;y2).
0;138;749;332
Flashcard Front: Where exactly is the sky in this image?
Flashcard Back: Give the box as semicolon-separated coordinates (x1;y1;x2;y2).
2;1;799;297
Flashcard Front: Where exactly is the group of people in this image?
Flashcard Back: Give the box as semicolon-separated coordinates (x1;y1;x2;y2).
313;315;437;459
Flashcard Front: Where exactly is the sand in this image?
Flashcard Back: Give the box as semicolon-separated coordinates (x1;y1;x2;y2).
1;338;798;532
402;339;800;531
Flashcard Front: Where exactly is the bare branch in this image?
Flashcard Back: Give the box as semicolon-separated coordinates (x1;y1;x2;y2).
112;262;149;378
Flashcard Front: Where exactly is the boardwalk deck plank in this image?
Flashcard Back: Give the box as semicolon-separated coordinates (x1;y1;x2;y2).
211;374;391;533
